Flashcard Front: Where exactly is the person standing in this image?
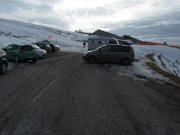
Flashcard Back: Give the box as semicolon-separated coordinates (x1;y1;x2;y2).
83;42;86;48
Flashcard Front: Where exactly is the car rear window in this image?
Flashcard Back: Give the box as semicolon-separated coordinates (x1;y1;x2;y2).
118;40;131;45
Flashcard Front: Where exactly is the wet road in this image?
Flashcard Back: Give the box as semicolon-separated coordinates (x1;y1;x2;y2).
0;52;180;135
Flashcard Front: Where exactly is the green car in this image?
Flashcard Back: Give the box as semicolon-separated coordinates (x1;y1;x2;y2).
4;44;39;63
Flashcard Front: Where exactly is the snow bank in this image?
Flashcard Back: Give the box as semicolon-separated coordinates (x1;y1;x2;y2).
131;45;180;81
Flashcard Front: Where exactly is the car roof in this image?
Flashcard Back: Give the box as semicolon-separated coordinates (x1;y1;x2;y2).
8;44;24;46
111;45;131;47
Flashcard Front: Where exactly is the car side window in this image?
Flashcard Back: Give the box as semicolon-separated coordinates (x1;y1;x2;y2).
6;45;13;50
6;45;18;50
13;45;18;50
112;46;131;52
38;44;42;47
22;45;33;51
98;41;102;44
109;40;117;44
99;46;111;52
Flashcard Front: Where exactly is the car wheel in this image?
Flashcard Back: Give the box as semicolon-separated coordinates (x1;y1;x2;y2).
14;56;19;63
122;58;131;66
32;59;37;64
89;56;97;63
0;63;7;75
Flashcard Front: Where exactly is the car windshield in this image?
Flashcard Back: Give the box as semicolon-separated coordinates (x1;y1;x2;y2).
31;44;40;49
46;44;50;47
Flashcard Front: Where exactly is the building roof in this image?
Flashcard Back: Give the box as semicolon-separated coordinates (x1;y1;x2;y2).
92;29;122;39
88;35;117;40
91;29;141;44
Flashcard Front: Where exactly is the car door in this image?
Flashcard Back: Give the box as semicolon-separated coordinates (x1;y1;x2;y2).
5;45;18;60
113;46;131;62
111;46;123;63
97;46;112;62
22;45;35;59
4;45;13;59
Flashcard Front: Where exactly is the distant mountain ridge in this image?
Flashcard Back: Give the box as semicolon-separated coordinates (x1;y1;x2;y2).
111;24;180;37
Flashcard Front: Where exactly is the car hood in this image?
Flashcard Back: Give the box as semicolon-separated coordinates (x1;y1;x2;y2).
35;48;47;54
85;50;95;54
0;50;7;57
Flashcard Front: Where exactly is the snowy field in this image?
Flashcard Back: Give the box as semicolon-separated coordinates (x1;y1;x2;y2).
0;18;180;85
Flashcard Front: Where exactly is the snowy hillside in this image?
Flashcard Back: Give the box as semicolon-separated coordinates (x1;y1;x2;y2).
0;18;88;51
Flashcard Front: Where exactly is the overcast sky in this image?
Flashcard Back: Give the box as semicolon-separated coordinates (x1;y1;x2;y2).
0;0;180;32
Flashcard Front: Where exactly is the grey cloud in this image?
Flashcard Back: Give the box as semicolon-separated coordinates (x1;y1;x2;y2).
110;10;180;36
36;17;67;28
0;0;31;13
0;0;62;14
64;0;143;17
151;0;180;8
68;7;114;17
0;0;67;29
0;0;180;32
0;0;52;13
112;0;143;9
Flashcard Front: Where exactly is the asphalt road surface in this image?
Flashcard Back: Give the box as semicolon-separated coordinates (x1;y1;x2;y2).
0;52;180;135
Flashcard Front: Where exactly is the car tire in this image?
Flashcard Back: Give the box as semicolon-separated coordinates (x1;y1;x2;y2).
14;56;20;63
32;59;37;64
122;58;131;66
0;63;7;75
88;56;97;63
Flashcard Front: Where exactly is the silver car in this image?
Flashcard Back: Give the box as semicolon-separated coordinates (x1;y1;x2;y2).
0;49;8;74
31;44;47;58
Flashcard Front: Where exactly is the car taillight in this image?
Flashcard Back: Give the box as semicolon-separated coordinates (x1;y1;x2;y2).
19;50;24;54
35;50;39;55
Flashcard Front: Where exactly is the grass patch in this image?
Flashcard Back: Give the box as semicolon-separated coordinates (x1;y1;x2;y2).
146;54;155;62
157;54;167;69
146;62;180;84
168;44;180;49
